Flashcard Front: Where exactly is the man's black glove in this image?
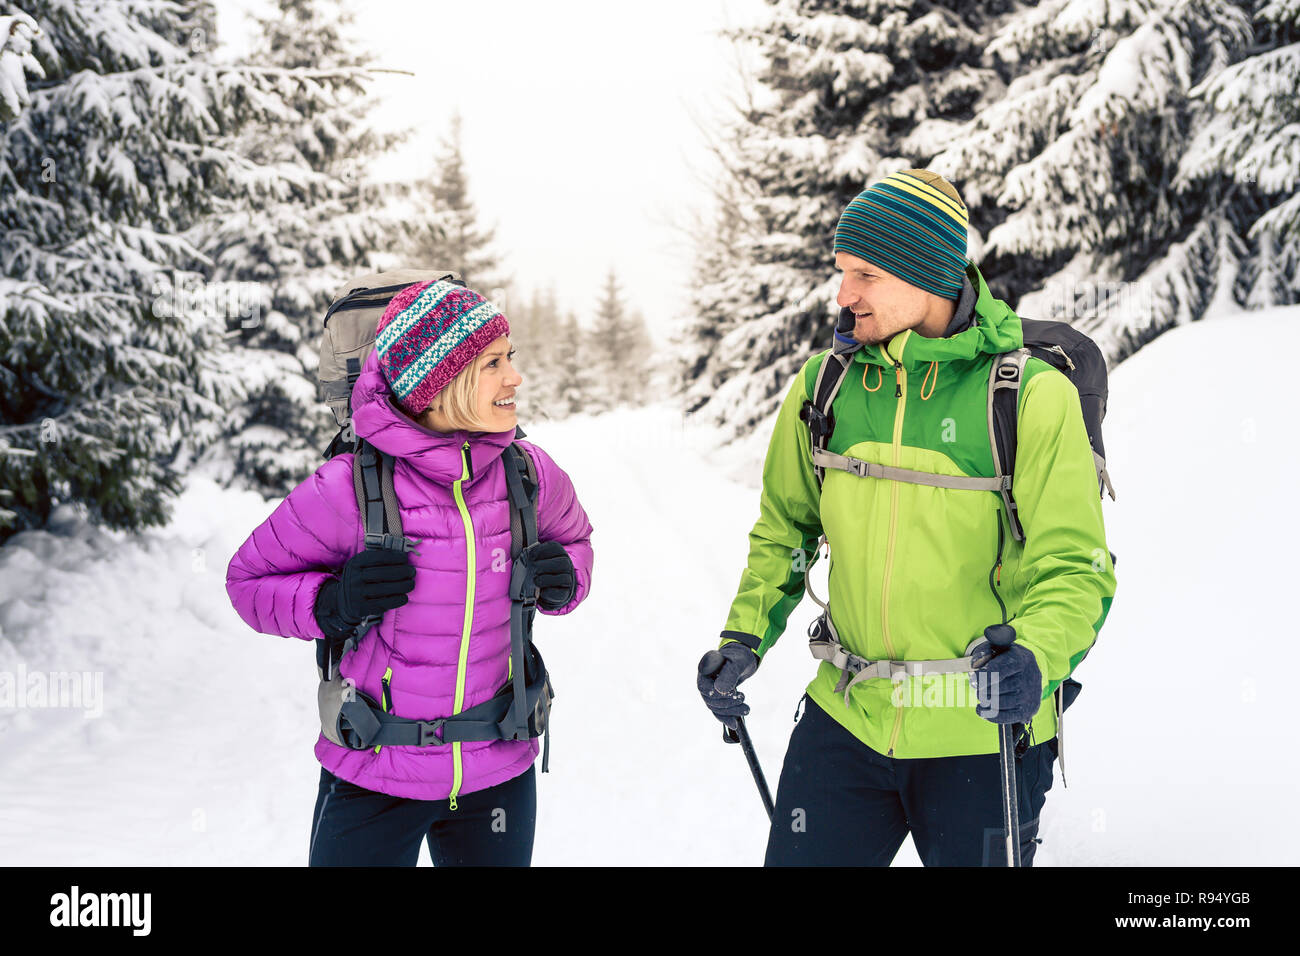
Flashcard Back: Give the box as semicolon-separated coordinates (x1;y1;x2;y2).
521;540;575;610
696;641;760;731
314;548;416;639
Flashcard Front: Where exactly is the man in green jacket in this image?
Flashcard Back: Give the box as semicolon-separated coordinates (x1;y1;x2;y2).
697;169;1116;866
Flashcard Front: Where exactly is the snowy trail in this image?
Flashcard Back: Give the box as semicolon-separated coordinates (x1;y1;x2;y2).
0;405;819;866
521;408;857;865
2;311;1299;865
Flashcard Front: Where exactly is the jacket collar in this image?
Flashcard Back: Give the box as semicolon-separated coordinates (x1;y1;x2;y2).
348;347;517;485
851;261;1023;371
942;268;979;336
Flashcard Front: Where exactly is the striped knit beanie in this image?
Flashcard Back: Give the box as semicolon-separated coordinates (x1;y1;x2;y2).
374;279;510;416
833;169;969;300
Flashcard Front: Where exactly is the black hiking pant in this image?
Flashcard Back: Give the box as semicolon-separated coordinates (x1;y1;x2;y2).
765;696;1056;866
308;765;536;867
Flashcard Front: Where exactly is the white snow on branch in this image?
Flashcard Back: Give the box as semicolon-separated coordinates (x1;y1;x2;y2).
0;11;43;122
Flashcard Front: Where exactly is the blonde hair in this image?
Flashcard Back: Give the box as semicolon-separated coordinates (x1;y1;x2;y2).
411;339;517;433
429;356;491;432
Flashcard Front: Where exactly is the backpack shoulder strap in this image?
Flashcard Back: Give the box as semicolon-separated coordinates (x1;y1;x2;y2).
988;348;1029;543
324;356;365;460
503;441;539;557
800;350;855;488
352;435;407;550
320;435;413;683
502;439;542;746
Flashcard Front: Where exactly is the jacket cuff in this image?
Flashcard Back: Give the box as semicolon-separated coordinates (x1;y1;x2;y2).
719;631;762;658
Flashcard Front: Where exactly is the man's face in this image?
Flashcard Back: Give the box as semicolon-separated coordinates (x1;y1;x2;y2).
835;251;930;346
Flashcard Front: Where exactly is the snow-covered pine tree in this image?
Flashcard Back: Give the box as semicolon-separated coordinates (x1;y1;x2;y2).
931;0;1280;360
406;113;501;292
502;283;563;421
677;172;765;415
553;310;589;415
0;1;374;543
588;269;653;408
1177;0;1300;312
624;307;656;400
680;0;1010;439
192;0;415;498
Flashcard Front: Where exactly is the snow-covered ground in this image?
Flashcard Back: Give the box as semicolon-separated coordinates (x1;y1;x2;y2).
2;306;1298;865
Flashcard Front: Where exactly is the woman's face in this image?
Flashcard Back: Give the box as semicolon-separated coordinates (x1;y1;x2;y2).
474;336;522;432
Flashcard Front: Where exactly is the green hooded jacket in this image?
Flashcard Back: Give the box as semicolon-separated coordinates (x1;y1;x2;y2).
722;261;1116;758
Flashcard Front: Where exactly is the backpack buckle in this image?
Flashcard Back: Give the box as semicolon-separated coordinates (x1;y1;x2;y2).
364;532;422;554
417;719;448;746
799;400;833;442
509;556;539;607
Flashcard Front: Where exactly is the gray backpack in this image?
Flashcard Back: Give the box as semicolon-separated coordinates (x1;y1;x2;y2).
314;270;554;764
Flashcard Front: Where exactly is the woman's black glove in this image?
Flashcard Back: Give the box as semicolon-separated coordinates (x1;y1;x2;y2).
521;541;575;610
314;549;416;639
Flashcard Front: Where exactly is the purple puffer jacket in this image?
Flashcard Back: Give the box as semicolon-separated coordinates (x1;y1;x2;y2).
225;347;593;802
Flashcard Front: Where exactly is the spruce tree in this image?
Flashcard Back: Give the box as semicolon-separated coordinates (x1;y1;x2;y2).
407;113;500;291
682;0;1298;440
933;0;1274;359
681;0;1009;438
553;310;590;415
624;307;656;403
1176;0;1300;311
0;1;373;542
506;283;565;421
588;269;653;408
192;0;414;498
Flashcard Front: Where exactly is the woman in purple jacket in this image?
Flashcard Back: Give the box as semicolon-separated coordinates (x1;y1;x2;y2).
225;280;594;866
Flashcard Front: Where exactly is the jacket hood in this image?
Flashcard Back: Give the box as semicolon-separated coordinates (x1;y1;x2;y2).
841;261;1023;371
349;346;517;485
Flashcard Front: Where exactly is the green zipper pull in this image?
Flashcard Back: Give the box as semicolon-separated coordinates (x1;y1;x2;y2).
449;795;459;812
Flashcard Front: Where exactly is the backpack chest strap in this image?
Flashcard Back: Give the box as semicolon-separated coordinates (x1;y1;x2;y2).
811;447;1011;492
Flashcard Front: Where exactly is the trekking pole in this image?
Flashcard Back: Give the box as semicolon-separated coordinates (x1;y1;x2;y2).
723;716;774;822
982;625;1022;867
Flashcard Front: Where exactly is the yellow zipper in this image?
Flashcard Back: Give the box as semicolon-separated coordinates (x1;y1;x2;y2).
374;666;393;755
449;441;477;811
880;335;909;756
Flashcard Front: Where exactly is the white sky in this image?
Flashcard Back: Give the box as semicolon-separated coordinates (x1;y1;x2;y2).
216;0;767;340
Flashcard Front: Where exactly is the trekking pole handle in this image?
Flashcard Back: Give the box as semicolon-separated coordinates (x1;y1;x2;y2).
970;623;1016;668
985;624;1016;650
